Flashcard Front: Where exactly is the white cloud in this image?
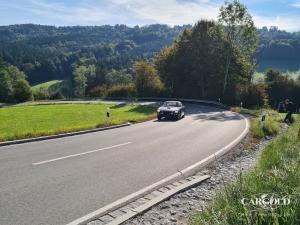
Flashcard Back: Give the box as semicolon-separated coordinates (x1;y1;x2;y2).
10;0;220;26
253;14;300;31
1;0;300;31
108;0;220;25
291;0;300;8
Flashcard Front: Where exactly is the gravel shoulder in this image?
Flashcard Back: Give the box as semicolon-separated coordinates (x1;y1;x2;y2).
125;134;272;225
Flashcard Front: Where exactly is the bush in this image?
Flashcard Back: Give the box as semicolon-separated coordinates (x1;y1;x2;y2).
265;69;300;108
134;61;163;97
89;85;108;97
50;91;64;100
237;83;268;108
13;79;33;102
106;84;136;98
0;65;33;103
33;87;50;100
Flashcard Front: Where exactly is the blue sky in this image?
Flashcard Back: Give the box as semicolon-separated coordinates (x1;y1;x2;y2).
1;0;300;31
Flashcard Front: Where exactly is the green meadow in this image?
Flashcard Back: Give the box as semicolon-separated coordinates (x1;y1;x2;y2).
0;103;156;142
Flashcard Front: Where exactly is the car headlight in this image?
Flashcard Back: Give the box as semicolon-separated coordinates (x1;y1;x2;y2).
157;109;161;113
174;110;179;114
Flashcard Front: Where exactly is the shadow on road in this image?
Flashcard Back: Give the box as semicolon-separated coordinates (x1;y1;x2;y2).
192;112;243;122
177;103;243;122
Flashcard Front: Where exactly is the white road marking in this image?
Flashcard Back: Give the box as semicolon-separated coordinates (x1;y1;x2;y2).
32;142;132;166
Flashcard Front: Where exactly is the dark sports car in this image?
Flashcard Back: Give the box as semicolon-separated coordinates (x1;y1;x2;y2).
157;101;185;120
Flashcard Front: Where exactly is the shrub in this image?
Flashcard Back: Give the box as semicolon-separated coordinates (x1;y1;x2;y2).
89;85;108;97
134;61;163;97
106;84;136;98
237;83;268;108
265;69;300;108
13;79;33;102
50;91;64;100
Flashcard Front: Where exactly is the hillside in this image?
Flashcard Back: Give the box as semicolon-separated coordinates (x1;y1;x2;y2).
0;24;190;83
0;24;300;84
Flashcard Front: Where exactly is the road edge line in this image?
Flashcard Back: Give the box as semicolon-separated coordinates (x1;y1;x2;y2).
0;123;131;147
66;113;249;225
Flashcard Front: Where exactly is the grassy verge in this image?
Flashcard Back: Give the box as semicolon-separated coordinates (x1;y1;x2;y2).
231;107;285;138
190;115;300;225
0;103;156;142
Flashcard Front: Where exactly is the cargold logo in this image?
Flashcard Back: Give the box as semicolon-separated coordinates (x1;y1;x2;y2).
241;193;291;209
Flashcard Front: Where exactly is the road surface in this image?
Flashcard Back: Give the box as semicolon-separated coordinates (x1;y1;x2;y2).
0;104;247;225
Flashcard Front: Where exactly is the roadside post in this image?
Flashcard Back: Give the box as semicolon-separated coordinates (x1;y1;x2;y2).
261;111;267;128
218;98;221;103
106;107;111;126
240;102;243;109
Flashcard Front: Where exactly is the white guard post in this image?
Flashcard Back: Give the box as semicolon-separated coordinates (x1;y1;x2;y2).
106;107;111;125
261;111;267;128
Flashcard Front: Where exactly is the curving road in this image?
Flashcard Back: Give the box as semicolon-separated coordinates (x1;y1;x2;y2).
0;104;247;225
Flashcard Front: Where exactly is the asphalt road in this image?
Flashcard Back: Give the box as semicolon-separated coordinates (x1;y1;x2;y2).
0;104;247;225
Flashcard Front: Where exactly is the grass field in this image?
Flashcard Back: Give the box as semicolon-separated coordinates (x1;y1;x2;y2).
190;113;300;225
31;80;63;91
0;103;156;142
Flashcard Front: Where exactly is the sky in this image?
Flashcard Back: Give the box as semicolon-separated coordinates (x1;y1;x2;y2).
1;0;300;31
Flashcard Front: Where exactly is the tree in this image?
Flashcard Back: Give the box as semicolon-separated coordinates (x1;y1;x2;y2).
73;66;88;98
0;64;33;102
155;20;250;103
218;0;258;95
84;65;96;91
0;69;13;102
237;83;267;108
105;70;133;86
265;68;283;83
134;61;163;97
264;69;300;108
13;79;33;102
95;63;107;86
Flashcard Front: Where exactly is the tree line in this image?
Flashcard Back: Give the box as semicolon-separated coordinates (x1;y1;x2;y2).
0;0;299;108
0;19;300;84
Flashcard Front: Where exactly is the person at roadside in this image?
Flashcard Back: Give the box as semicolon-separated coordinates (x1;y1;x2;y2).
277;101;286;113
283;99;295;123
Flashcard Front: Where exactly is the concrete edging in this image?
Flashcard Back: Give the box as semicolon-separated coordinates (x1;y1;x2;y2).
105;175;211;225
0;123;131;147
66;113;249;225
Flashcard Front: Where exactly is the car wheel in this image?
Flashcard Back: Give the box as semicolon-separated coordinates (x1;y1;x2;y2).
177;112;181;120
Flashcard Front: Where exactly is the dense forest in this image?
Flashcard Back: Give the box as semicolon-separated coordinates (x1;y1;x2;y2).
0;24;190;84
0;24;300;84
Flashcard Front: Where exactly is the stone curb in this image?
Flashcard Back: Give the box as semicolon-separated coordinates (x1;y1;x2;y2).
105;175;210;225
0;123;131;147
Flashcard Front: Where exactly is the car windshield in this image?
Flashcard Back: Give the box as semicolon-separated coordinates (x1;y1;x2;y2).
163;102;180;107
